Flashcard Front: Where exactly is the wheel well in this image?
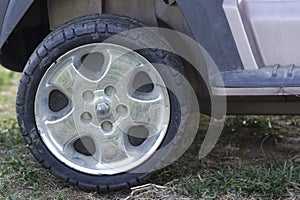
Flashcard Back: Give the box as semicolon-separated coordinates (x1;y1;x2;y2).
0;0;194;73
0;0;49;72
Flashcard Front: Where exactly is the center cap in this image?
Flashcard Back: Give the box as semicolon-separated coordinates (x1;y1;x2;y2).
96;102;110;115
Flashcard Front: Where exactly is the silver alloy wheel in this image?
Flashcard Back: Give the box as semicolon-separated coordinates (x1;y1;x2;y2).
35;43;171;175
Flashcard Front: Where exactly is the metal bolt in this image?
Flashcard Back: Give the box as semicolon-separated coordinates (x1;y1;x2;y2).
96;102;110;115
163;0;175;5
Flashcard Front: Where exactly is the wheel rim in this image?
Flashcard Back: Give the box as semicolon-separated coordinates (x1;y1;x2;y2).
35;43;171;175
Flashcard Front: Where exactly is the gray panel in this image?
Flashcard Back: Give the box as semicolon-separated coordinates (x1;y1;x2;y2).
0;0;34;48
176;0;244;72
0;0;10;31
212;65;300;88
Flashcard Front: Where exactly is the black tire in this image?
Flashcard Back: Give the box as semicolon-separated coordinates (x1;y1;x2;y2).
16;14;198;191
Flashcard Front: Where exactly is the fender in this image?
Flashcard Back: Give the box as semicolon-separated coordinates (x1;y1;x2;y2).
0;0;34;49
176;0;243;72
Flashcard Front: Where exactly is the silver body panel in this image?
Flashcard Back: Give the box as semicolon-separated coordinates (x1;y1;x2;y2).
212;86;300;96
223;0;300;68
223;0;258;70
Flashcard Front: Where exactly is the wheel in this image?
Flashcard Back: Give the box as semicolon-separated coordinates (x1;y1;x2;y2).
16;15;197;191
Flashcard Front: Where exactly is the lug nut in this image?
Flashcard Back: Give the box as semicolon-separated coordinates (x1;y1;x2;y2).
96;102;110;115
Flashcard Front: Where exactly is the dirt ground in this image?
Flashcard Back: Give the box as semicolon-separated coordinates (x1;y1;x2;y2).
211;116;300;166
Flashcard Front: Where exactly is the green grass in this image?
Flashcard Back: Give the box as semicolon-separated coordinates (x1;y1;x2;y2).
169;161;300;199
0;66;300;199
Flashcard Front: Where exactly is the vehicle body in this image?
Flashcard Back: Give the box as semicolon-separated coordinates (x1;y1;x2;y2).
1;0;299;191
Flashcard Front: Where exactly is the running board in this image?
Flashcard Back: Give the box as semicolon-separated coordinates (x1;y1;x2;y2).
211;65;300;88
211;65;300;96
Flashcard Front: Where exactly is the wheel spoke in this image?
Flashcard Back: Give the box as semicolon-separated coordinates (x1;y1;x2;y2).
111;93;169;158
47;59;78;98
69;113;131;165
48;56;102;97
96;49;143;91
125;61;170;132
43;109;78;151
123;92;169;131
92;129;129;165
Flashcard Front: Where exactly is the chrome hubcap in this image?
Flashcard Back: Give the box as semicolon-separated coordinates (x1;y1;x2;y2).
34;43;170;175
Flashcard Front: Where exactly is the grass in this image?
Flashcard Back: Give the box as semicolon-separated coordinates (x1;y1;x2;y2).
0;66;300;199
169;161;300;199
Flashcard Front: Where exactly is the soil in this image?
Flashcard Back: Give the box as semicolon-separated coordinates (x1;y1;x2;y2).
202;116;300;168
151;115;300;183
